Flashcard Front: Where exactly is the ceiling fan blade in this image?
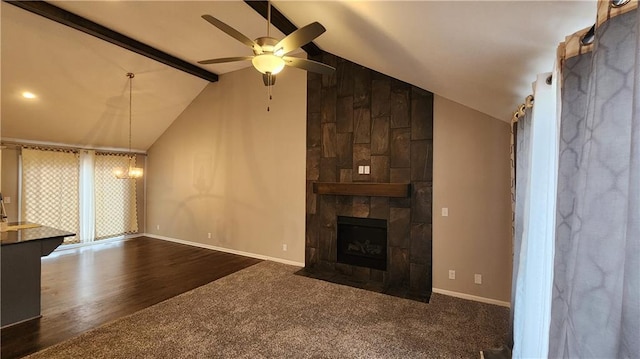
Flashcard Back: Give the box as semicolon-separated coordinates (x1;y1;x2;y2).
198;56;253;65
262;73;276;86
201;15;261;53
283;57;335;75
275;22;326;55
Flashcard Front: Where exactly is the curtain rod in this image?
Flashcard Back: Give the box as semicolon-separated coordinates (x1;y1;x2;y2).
0;139;147;156
511;95;534;123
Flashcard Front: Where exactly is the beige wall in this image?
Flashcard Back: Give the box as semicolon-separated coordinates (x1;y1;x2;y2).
145;67;307;264
1;147;20;222
136;154;146;233
144;66;511;300
433;95;512;302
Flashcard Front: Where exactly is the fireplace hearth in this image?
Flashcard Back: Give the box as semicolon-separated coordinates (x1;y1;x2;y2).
337;216;387;270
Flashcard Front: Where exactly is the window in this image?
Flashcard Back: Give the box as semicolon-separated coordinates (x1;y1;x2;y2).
21;148;80;243
94;153;138;239
20;148;138;244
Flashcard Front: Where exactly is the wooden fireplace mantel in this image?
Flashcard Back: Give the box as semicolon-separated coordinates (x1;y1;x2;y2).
312;182;411;198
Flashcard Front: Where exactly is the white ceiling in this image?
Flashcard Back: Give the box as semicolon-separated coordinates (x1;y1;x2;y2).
1;1;596;151
275;0;597;121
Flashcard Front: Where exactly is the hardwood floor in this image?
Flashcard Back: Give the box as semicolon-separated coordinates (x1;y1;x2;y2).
1;236;262;358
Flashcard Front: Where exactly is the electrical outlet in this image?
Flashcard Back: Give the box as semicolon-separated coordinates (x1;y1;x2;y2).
358;166;364;174
474;274;482;284
207;232;212;239
156;224;160;230
282;244;288;251
442;207;449;217
448;270;456;280
364;165;370;174
4;196;10;204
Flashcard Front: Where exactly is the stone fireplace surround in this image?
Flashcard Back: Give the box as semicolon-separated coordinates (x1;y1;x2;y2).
303;52;433;302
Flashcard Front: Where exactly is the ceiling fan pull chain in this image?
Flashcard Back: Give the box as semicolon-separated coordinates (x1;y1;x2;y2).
267;73;273;112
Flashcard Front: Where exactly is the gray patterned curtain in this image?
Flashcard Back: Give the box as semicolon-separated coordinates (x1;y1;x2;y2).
549;7;640;358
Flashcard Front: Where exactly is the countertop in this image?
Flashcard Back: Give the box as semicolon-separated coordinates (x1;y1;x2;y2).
1;222;75;246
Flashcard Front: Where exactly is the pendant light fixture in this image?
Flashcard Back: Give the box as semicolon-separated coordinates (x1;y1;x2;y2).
114;72;143;179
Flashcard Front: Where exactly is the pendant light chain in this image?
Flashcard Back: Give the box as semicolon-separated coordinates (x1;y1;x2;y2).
127;72;134;155
114;72;143;179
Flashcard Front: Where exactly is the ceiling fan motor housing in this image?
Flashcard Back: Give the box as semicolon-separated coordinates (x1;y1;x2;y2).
252;37;285;74
254;37;281;55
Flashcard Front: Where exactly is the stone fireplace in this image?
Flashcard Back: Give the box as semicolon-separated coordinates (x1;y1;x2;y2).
304;52;433;302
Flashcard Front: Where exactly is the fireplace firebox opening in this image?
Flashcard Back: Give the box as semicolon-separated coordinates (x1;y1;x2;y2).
337;216;387;271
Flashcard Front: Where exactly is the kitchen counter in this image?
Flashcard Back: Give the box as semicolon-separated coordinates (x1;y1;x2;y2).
1;222;74;327
1;222;73;246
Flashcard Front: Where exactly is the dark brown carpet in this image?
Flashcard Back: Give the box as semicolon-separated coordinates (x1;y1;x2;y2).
26;261;509;358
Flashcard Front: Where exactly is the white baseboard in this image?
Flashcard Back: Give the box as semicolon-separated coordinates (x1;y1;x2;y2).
144;233;305;267
432;287;510;308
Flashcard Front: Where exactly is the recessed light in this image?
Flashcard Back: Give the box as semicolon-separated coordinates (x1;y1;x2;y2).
22;91;37;99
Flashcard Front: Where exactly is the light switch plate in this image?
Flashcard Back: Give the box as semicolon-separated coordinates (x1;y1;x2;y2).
442;208;449;217
358;166;364;174
474;274;482;284
364;166;370;174
3;196;10;204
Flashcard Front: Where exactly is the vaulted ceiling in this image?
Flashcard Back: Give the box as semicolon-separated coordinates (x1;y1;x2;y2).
1;1;596;151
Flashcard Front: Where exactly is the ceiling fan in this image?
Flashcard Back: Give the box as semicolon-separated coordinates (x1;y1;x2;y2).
198;2;335;87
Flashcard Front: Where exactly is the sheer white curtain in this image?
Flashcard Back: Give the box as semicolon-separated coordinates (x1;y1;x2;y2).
512;68;561;358
79;150;95;243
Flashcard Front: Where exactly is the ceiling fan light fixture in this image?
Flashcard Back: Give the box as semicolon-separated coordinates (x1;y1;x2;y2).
252;54;285;75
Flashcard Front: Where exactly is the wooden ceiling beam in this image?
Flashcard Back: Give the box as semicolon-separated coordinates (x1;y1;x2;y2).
243;1;323;57
4;0;219;83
